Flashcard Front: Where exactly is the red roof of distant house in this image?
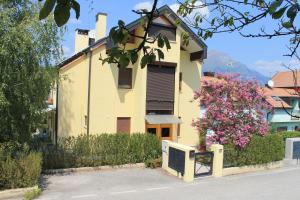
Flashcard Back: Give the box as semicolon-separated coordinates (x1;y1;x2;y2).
262;87;297;108
272;71;300;88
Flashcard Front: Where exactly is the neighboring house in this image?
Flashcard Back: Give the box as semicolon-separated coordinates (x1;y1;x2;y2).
264;71;300;132
54;5;207;146
46;84;57;142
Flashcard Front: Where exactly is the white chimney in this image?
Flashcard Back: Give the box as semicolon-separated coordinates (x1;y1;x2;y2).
75;29;90;53
95;12;107;40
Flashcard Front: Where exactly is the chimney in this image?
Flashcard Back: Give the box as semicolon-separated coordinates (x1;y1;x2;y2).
95;12;107;40
75;29;90;53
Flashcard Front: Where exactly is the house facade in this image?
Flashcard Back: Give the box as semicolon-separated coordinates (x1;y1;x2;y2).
264;71;300;132
54;5;207;146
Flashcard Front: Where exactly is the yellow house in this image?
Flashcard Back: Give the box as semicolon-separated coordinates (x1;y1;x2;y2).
55;5;207;146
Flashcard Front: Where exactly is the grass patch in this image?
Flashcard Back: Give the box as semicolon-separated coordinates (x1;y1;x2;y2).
23;187;41;200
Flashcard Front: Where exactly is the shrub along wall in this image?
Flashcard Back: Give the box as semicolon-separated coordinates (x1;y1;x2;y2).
277;131;300;142
223;134;284;168
0;143;42;190
42;133;162;170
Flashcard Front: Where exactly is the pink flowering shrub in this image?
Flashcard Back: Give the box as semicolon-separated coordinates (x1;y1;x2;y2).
193;74;272;149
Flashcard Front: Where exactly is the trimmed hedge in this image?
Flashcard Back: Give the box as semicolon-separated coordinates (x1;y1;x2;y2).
0;143;42;190
223;134;284;168
42;133;161;169
277;131;300;141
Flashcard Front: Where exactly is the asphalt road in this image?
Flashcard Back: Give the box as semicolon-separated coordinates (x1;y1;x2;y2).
37;166;300;200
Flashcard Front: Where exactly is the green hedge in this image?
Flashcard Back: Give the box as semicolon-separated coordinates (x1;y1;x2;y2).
42;133;161;169
277;131;300;141
0;143;42;190
223;134;284;168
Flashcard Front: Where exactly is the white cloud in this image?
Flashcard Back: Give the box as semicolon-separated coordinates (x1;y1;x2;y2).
134;1;153;11
170;2;209;19
253;59;300;77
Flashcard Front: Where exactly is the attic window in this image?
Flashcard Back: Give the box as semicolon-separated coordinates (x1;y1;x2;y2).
118;68;132;89
148;23;176;41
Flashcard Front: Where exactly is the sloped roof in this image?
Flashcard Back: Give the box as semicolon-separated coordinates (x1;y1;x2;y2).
58;5;207;68
262;87;297;108
272;71;300;88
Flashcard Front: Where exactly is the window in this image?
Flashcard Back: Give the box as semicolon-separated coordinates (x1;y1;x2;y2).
117;117;131;134
148;24;176;41
118;68;132;89
277;126;287;132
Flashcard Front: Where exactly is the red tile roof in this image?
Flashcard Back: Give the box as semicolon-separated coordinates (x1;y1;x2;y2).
272;71;300;88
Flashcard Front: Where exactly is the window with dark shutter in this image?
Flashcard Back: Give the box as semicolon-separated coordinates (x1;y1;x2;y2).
146;64;176;113
117;117;131;134
118;68;132;89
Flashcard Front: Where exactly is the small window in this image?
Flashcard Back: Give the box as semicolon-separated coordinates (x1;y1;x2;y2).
118;68;132;89
117;117;131;134
277;126;287;132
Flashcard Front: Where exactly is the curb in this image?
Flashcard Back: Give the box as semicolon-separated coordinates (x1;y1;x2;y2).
0;185;38;200
43;163;145;174
222;161;283;176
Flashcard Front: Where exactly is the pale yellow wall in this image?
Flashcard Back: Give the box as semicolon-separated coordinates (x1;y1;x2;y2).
177;50;202;146
58;56;89;137
57;20;203;146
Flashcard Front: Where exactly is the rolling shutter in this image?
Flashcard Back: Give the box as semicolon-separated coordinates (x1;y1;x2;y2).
146;64;175;112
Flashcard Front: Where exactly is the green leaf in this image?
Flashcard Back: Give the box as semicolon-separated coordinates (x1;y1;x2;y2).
119;55;130;68
130;51;138;64
141;55;149;68
39;0;56;20
156;49;164;60
287;4;298;20
157;36;164;48
272;6;287;19
54;4;70;27
268;0;283;14
163;36;171;50
71;0;80;19
282;21;293;28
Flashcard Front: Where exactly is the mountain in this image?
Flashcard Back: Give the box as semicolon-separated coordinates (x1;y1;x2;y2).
203;50;269;85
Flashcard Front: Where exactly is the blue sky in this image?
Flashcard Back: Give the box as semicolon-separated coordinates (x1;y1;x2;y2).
62;0;299;77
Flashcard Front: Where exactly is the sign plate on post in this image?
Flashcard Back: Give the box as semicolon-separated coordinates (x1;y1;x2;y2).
293;141;300;159
168;147;185;176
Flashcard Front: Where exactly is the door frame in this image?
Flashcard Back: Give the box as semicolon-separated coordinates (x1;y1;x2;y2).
145;123;173;141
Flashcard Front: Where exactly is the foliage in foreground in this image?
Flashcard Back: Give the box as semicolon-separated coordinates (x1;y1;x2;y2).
0;0;63;143
223;134;284;168
0;143;42;190
40;133;161;170
277;131;300;141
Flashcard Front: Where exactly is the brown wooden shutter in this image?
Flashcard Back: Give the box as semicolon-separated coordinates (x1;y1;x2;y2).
117;117;131;134
146;64;175;112
118;68;132;88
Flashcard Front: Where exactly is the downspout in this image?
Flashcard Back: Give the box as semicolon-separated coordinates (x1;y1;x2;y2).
87;51;93;136
55;82;59;145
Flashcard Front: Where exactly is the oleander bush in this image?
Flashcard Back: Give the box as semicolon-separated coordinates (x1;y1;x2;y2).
42;133;161;169
0;143;42;190
223;134;284;168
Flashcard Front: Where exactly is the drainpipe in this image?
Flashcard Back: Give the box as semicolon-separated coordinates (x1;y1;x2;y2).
55;82;59;145
87;51;93;136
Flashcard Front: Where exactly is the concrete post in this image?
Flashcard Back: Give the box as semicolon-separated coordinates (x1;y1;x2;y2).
161;140;195;182
209;144;224;177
